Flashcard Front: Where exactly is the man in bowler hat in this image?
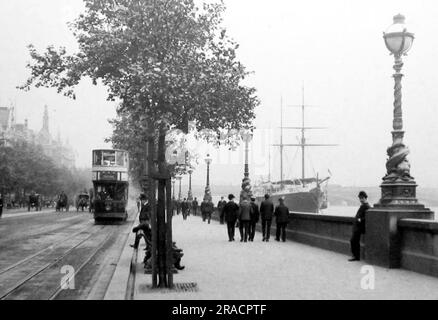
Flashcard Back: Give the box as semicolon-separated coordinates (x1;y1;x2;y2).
223;194;239;242
260;194;274;242
274;197;290;242
249;198;260;241
238;199;252;242
0;193;3;218
349;191;370;261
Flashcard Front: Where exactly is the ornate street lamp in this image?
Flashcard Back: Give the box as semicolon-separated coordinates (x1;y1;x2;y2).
203;154;213;202
376;14;422;208
364;15;433;269
187;168;194;201
240;130;253;202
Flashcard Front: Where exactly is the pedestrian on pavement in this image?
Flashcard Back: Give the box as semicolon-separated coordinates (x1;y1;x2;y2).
201;199;214;224
217;197;227;225
181;198;189;220
186;199;191;218
249;197;260;241
172;197;178;216
200;200;205;221
260;194;274;242
349;191;370;262
223;194;239;242
0;193;3;218
192;198;199;216
274;197;290;242
139;194;151;224
176;199;182;215
239;199;252;242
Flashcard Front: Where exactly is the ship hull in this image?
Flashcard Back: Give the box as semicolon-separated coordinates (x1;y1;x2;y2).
256;188;324;213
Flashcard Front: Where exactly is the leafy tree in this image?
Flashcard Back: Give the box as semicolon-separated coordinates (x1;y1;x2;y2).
20;0;259;157
19;0;259;288
0;140;90;204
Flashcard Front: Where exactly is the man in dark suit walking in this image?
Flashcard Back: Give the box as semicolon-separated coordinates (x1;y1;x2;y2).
238;199;252;242
0;193;3;218
249;198;260;242
223;194;239;242
181;198;189;220
201;199;214;224
274;197;290;242
192;198;199;216
217;197;227;225
349;191;370;261
260;194;274;242
176;199;182;215
139;194;151;223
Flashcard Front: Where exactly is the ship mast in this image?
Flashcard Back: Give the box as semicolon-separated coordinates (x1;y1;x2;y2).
274;85;337;186
280;96;284;188
301;85;306;181
268;131;272;183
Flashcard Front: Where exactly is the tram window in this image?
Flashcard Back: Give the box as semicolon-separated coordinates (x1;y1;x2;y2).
96;185;114;200
116;152;125;166
102;152;116;166
95;184;126;201
115;184;127;201
93;151;103;166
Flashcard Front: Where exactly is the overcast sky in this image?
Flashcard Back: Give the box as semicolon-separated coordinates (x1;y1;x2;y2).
1;0;438;189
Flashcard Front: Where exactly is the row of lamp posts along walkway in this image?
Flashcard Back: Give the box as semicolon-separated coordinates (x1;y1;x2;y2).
143;14;435;289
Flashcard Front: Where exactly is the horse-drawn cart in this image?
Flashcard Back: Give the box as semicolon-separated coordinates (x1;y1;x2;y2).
28;193;42;211
56;193;69;212
76;193;90;212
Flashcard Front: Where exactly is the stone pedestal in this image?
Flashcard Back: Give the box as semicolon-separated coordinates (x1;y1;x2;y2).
365;199;434;268
378;181;425;209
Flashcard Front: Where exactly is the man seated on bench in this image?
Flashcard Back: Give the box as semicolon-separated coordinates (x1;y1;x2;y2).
131;194;152;250
131;222;152;250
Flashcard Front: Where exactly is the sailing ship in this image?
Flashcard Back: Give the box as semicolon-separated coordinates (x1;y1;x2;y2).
254;88;336;213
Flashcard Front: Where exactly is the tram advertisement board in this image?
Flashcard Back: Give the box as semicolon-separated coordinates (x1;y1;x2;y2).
99;171;118;181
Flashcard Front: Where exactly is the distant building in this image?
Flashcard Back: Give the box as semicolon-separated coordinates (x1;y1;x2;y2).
0;104;76;168
0;107;9;132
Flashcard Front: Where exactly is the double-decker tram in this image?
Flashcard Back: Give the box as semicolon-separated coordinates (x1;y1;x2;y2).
92;149;129;222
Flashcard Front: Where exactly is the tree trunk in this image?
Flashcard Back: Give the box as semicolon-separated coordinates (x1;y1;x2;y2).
166;177;174;288
157;125;167;288
147;128;158;288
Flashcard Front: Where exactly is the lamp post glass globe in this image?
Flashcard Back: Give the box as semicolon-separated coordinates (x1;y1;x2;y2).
204;154;212;165
241;130;253;143
384;14;414;56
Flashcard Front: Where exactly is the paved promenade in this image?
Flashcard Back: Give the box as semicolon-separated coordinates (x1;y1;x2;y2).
109;214;438;300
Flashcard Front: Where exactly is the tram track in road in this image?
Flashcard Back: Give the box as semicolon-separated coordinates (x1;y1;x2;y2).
0;206;138;300
55;209;139;300
0;223;98;277
0;212;90;244
48;231;115;300
0;225;108;300
0;214;95;272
